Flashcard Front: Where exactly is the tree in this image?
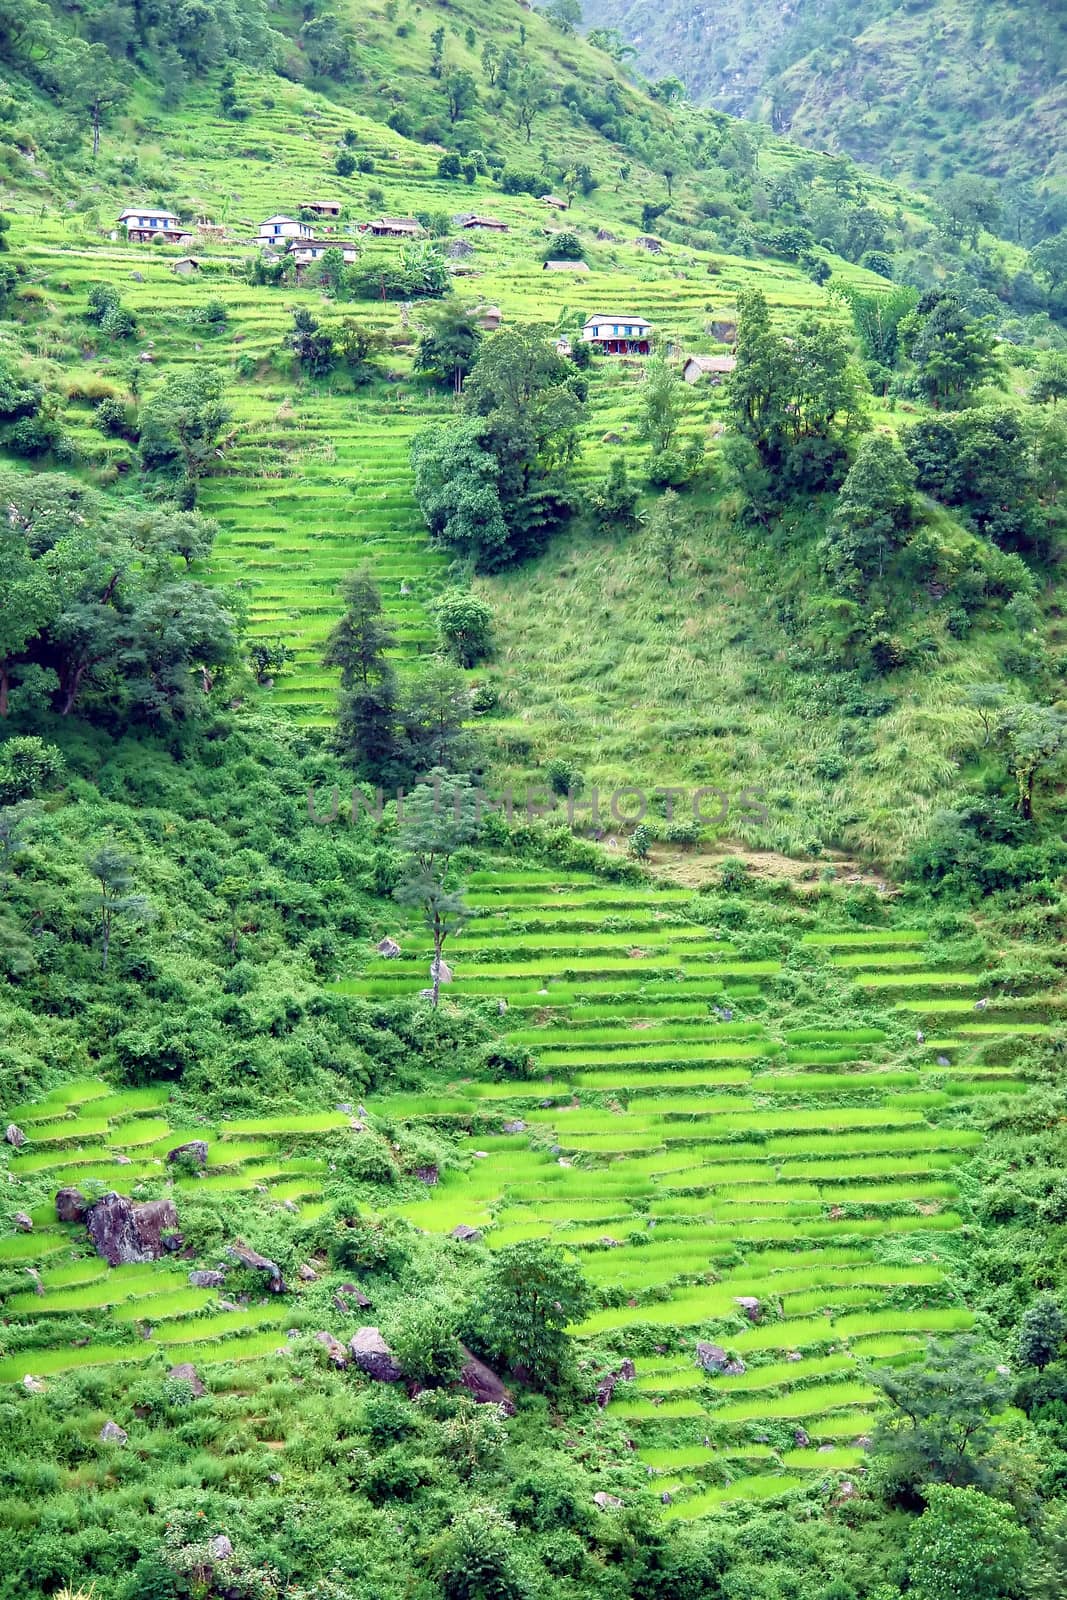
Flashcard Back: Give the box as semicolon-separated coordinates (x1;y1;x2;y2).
904;407;1039;552
831;282;919;369
442;65;478;125
727;288;868;493
138;364;231;488
393;770;478;1007
966;683;1010;746
870;1336;1012;1504
414;330;584;570
0;468;235;722
512;65;552;142
0;528;55;718
1030;351;1067;406
939;176;1002;249
636;354;687;458
414;300;483;392
411;418;510;570
543;230;582;261
84;843;150;973
249;638;294;686
324;568;399;782
473;1239;589;1391
290;308;336;377
396;661;476;780
434;589;494;667
906;1485;1028;1600
1029;231;1067;292
997;703;1067;821
907;296;1000;409
1017;1295;1065;1372
543;0;581;33
119;581;238;719
820;432;917;594
335;149;356;177
646;489;684;585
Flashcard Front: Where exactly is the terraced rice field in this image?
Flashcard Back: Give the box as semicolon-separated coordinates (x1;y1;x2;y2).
338;868;1027;1508
0;865;1032;1510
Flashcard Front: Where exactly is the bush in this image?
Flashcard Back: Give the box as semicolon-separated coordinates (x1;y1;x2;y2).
389;1299;463;1387
0;736;66;803
335;149;357;177
435;588;494;666
628;823;652;859
546;756;582;797
101;303;137;340
86;283;120;323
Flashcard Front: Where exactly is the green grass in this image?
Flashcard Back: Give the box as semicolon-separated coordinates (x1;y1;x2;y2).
663;1476;807;1515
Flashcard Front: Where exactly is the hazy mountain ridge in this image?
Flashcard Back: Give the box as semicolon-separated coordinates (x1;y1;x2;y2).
582;0;1067;231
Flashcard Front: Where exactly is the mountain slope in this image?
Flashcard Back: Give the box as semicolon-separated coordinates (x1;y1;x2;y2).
581;0;1067;223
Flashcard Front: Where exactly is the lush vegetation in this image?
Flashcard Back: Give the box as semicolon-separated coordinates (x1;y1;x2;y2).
0;0;1066;1596
581;0;1067;223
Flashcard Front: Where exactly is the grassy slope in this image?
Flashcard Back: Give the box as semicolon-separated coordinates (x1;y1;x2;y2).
3;24;1047;864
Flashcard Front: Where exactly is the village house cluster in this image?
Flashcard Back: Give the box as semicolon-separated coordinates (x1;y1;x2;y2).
114;201;738;377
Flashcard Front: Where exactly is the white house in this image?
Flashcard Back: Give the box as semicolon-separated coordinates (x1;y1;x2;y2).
118;207;192;244
258;215;313;242
287;238;360;267
582;314;653;355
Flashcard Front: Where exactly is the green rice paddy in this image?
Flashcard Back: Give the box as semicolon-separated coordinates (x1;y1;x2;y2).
1;872;1005;1516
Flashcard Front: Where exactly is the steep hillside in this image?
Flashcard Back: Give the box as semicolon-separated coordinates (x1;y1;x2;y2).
580;0;1067;224
2;8;1067;1594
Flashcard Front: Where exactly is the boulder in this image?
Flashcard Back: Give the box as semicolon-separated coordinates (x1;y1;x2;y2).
87;1193;181;1266
166;1140;208;1167
12;1212;32;1233
733;1296;761;1322
723;1359;746;1376
297;1263;319;1283
595;1358;636;1408
497;999;508;1015
56;1187;89;1223
595;228;617;241
430;958;454;985
22;1375;45;1394
168;1362;207;1397
114;1154;133;1165
377;937;401;958
459;1346;515;1413
315;1331;349;1368
593;1491;623;1509
350;1326;403;1382
208;1534;233;1561
633;234;662;252
696;1342;731;1374
188;1269;226;1289
228;1240;286;1292
5;1124;25;1148
502;1120;526;1134
794;1428;810;1448
99;1420;128;1445
709;319;737;343
25;1268;44;1297
451;1224;482;1243
415;1165;439;1186
338;1281;372;1309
